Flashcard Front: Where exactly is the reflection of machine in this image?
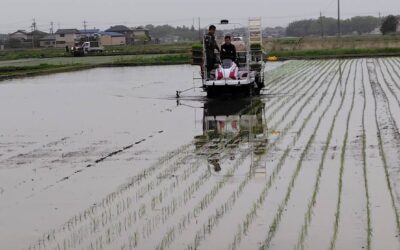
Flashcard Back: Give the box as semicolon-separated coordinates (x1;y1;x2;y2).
195;98;268;173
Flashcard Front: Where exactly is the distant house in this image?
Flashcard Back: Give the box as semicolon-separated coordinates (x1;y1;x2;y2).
9;30;47;48
397;16;400;32
105;25;134;45
0;34;7;50
27;30;48;47
9;30;28;41
132;26;151;44
99;32;126;46
55;29;80;48
39;35;56;48
0;34;8;43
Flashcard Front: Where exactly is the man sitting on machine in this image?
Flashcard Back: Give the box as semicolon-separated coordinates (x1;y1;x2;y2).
220;35;237;65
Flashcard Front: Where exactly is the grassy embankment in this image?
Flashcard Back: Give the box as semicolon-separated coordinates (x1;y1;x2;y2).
266;35;400;59
0;53;191;81
0;43;193;61
1;35;400;80
0;43;193;80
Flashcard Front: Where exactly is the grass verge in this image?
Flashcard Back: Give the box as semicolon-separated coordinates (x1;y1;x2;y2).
269;48;400;60
0;53;191;81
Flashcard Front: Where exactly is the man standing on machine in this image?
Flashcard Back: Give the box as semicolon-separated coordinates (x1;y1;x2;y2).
204;25;220;79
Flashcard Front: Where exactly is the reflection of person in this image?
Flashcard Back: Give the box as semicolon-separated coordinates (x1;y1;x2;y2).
220;35;237;64
209;158;221;172
204;25;220;77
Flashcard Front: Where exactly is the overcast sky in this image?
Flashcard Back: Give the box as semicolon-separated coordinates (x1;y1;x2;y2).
0;0;398;33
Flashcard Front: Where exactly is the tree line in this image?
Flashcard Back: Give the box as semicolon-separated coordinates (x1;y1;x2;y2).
286;16;382;37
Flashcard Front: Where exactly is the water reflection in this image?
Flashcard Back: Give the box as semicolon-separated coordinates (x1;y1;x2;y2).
195;98;268;174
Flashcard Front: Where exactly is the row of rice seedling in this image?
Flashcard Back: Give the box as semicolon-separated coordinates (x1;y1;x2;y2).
256;60;354;250
29;143;194;249
153;62;338;250
213;61;347;250
328;60;359;250
264;61;334;124
367;59;400;246
292;60;356;250
360;59;372;250
172;60;341;249
361;59;400;250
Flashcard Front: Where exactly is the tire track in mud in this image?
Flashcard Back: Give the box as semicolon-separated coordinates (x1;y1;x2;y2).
0;136;70;167
151;62;337;250
367;59;400;242
257;60;354;250
41;131;165;191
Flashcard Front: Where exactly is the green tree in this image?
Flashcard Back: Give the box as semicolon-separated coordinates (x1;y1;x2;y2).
380;15;398;35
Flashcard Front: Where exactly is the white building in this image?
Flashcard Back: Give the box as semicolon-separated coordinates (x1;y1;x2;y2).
55;29;80;48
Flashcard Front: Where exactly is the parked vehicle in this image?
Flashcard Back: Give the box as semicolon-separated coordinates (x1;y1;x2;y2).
71;41;104;56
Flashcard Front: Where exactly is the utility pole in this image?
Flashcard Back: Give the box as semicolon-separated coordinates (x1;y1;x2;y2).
378;12;382;26
198;17;201;42
337;0;341;38
50;21;54;35
31;18;37;48
320;11;324;37
83;20;88;41
32;18;37;31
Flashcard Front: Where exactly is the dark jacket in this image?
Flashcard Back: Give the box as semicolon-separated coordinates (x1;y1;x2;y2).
220;43;237;62
204;32;220;71
204;32;219;53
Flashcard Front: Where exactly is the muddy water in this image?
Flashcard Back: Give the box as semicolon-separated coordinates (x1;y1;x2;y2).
2;59;400;250
0;65;207;249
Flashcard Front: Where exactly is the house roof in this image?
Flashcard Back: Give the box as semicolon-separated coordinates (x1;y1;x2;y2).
79;29;100;34
9;30;28;35
99;31;125;37
55;29;79;34
133;26;149;31
105;25;132;33
28;30;48;36
40;35;56;41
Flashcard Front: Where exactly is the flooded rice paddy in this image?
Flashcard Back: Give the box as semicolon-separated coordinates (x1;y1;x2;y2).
1;58;400;250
